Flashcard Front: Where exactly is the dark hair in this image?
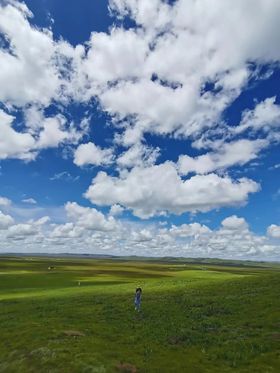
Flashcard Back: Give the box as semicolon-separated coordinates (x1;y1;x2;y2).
135;287;142;293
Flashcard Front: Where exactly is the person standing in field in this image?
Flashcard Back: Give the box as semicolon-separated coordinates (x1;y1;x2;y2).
134;287;142;312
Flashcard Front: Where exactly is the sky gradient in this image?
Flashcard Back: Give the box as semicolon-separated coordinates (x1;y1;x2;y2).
0;0;279;260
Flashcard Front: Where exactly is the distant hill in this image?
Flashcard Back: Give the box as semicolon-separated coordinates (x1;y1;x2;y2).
0;252;279;267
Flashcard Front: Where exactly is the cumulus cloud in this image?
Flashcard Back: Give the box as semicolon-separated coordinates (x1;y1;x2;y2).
85;163;259;218
0;196;11;206
0;210;14;229
36;116;73;149
1;1;280;159
0;109;36;160
0;2;89;160
74;142;114;167
183;215;275;259
0;1;279;260
0;1;87;110
117;143;160;169
236;97;280;134
267;224;280;238
188;229;270;259
178;139;268;175
0;108;88;160
221;215;249;231
109;204;125;217
1;208;278;260
97;0;280;143
4;215;49;242
65;202;117;231
170;222;211;237
82;28;149;87
131;228;154;242
50;222;84;239
0;1;62;106
6;224;37;239
0;0;279;165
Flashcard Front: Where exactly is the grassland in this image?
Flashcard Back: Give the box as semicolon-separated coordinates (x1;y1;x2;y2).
0;256;279;373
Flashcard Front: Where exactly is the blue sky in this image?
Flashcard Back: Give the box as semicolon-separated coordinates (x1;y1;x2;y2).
0;0;279;259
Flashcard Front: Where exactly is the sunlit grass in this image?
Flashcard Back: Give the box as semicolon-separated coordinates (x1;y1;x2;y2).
0;256;279;372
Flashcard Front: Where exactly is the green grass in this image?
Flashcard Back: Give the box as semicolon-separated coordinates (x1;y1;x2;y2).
0;256;279;372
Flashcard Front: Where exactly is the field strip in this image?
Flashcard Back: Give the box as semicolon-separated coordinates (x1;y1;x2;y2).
0;270;40;275
0;273;250;301
0;284;123;301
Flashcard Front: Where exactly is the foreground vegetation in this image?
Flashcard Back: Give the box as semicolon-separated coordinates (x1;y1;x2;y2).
0;256;279;372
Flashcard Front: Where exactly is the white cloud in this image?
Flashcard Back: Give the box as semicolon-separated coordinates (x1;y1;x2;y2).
0;205;278;260
109;0;171;31
35;116;68;148
65;202;117;231
170;222;211;237
35;113;87;149
221;215;249;231
0;3;89;160
236;97;280;134
7;223;38;239
178;139;268;175
267;224;280;238
0;2;62;106
0;210;14;229
82;28;149;87
0;1;279;261
24;106;90;145
50;171;79;182
4;214;50;242
0;196;11;206
131;228;153;242
0;108;87;160
85;163;259;218
117;143;160;169
109;204;124;217
99;79;202;138
74;142;114;167
22;198;37;204
1;0;279;165
175;215;277;259
0;109;36;160
269;163;280;170
33;216;50;225
50;222;84;239
96;0;280;142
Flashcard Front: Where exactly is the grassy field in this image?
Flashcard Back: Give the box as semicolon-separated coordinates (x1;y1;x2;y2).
0;256;279;373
